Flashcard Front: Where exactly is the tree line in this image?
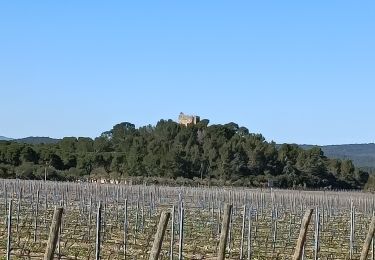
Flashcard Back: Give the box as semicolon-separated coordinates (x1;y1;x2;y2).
0;119;371;189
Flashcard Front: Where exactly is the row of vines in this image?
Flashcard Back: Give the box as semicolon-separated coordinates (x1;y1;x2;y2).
0;179;374;259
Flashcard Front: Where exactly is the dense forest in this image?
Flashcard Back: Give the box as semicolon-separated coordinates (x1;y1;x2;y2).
0;119;373;190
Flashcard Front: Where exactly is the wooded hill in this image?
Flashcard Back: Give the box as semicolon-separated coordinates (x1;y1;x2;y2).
0;136;60;144
0;119;372;190
300;144;375;170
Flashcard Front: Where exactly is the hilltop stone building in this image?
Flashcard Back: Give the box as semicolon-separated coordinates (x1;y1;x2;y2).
178;112;200;126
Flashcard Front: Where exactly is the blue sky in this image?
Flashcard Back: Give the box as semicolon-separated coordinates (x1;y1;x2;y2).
0;1;374;145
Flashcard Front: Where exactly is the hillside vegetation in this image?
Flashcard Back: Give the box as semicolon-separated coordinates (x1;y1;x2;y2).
300;144;375;170
14;136;60;145
0;119;371;189
0;136;60;144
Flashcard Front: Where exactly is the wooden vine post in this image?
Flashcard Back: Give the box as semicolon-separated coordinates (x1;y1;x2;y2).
360;216;375;260
149;211;171;260
292;208;314;260
44;207;64;260
218;204;233;260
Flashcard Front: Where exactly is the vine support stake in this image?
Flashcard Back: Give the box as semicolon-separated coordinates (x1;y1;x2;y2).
292;208;314;260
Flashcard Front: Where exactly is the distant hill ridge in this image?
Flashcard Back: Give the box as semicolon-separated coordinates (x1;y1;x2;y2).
0;136;13;141
0;136;60;144
299;143;375;169
15;136;61;144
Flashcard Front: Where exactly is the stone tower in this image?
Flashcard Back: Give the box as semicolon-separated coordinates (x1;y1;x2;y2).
178;112;200;126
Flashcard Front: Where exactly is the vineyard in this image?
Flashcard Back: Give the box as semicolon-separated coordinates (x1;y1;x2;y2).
0;179;375;259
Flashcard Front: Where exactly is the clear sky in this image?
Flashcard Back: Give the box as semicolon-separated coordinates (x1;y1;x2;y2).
0;1;374;145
